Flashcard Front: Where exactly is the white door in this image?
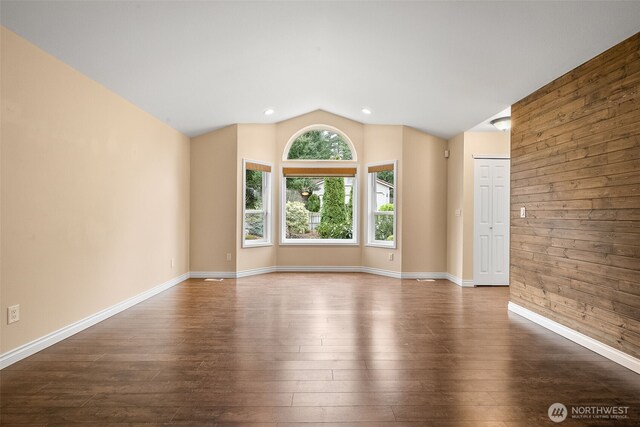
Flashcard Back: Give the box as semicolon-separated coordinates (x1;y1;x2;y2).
473;158;510;286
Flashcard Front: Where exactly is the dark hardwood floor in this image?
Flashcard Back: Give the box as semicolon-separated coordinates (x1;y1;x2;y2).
1;273;639;425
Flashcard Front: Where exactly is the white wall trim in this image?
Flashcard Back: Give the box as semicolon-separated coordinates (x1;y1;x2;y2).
236;266;277;278
400;271;446;280
192;266;399;278
444;273;475;287
397;271;472;286
0;272;190;370
361;267;402;279
191;268;466;283
508;302;640;374
446;273;460;286
190;271;237;279
276;265;362;273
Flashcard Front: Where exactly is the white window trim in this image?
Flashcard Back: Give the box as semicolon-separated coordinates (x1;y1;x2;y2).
242;159;273;248
280;163;359;246
366;160;397;249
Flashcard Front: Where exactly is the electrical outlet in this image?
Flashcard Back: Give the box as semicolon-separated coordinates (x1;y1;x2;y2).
226;253;232;261
455;209;461;217
520;207;526;218
7;305;19;324
388;253;394;261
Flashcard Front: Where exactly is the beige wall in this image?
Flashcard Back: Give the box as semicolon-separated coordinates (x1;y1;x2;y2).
189;125;238;272
275;111;364;267
401;127;448;273
236;124;277;272
361;125;403;272
462;132;510;280
0;27;190;354
446;133;464;279
189;111;450;274
446;131;510;281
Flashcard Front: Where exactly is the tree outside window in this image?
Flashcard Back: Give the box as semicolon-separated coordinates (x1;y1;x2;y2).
243;161;271;247
367;162;396;247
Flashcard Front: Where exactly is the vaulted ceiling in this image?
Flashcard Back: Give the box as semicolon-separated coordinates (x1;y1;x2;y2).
2;1;639;139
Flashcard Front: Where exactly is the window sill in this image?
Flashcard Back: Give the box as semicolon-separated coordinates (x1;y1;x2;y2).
280;239;359;246
242;241;273;248
366;241;396;249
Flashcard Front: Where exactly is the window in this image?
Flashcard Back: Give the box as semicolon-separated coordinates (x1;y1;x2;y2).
287;129;353;160
281;166;358;245
281;126;358;245
243;160;272;247
367;161;396;248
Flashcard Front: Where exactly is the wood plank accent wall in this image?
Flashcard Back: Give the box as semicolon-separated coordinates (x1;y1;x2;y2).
510;32;640;359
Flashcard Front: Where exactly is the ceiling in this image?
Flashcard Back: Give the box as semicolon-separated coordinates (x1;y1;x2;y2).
469;107;511;132
1;1;639;139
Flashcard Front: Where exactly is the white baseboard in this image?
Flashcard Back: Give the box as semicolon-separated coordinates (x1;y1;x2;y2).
400;272;473;286
190;267;457;282
275;267;446;281
0;272;189;370
401;271;447;280
446;273;461;286
276;265;362;273
361;267;402;278
191;266;365;279
508;302;640;374
189;271;237;279
236;266;277;278
401;272;445;280
445;273;475;287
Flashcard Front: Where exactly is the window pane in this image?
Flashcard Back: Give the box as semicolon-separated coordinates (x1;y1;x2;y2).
373;171;394;211
374;213;394;241
287;130;353;160
369;165;395;245
245;169;263;210
245;212;265;240
285;176;354;240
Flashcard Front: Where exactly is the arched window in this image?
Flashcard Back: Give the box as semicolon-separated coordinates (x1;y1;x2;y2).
281;126;358;245
285;126;355;161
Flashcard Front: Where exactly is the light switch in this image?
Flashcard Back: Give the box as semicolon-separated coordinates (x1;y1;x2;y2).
520;207;526;218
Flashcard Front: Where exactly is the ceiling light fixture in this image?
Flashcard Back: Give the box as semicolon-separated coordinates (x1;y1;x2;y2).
490;116;511;131
361;108;372;115
264;108;275;116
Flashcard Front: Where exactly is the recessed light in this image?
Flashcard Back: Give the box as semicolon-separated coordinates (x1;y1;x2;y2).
264;108;275;116
361;108;372;115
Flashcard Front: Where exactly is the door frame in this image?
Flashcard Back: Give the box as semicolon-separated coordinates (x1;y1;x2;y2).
472;155;510;286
